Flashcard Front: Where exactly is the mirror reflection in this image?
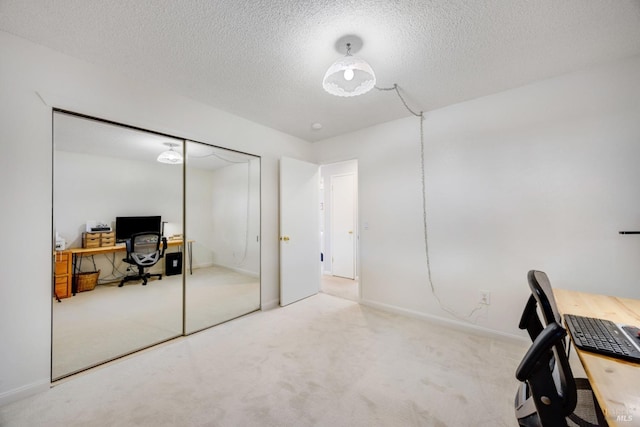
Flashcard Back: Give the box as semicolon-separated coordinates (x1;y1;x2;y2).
52;112;185;379
185;141;261;333
52;112;261;380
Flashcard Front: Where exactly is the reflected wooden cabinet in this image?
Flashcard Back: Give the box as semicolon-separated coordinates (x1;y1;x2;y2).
54;250;71;299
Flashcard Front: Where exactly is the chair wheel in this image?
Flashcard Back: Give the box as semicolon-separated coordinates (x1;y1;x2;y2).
118;283;124;287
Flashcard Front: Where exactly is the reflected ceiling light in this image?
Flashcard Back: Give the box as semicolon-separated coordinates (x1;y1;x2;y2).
323;41;376;97
157;142;183;164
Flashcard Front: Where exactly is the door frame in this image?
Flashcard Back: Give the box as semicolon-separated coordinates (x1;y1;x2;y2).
319;159;360;299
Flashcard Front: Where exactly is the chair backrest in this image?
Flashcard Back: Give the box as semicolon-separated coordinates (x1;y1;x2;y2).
528;270;563;327
515;322;578;426
128;232;165;266
519;270;563;341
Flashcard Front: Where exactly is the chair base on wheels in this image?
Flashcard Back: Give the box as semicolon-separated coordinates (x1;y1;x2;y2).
118;270;163;287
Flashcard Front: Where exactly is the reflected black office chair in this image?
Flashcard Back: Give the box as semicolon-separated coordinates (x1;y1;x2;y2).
119;232;167;287
516;270;608;427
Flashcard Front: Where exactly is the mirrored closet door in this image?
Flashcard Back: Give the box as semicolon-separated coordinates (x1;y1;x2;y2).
52;111;184;380
184;141;261;333
52;112;262;380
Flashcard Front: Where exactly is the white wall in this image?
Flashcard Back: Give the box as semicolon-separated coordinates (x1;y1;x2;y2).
312;54;640;338
55;150;183;248
186;165;216;269
0;31;312;404
188;159;260;275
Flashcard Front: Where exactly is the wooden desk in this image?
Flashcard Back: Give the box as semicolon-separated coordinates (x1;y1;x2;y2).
554;289;640;426
69;239;193;294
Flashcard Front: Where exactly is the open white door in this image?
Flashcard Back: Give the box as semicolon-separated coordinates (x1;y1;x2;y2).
279;157;320;306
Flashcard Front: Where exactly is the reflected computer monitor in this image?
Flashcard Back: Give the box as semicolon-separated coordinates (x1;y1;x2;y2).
115;216;161;242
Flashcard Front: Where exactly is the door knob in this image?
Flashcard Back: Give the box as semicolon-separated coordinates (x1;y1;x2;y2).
348;231;353;234
280;236;290;241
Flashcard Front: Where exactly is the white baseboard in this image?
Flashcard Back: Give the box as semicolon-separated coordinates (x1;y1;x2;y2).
192;261;214;270
0;379;50;406
261;299;279;310
360;299;528;344
210;262;259;278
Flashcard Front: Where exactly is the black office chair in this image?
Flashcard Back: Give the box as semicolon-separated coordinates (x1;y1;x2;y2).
119;232;167;287
516;270;608;427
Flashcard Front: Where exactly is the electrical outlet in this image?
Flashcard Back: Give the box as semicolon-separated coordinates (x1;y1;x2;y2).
480;291;491;305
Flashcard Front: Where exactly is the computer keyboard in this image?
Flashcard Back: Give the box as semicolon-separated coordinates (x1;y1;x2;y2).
563;314;640;363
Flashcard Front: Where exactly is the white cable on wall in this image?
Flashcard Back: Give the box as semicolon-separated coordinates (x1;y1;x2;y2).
376;84;484;322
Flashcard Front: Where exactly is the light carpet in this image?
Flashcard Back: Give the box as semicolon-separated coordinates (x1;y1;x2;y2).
320;275;359;301
2;293;527;426
53;266;259;379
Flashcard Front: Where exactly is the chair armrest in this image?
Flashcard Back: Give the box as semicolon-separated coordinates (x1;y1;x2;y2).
516;322;566;381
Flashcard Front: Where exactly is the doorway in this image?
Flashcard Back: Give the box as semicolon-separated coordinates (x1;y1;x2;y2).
319;160;359;301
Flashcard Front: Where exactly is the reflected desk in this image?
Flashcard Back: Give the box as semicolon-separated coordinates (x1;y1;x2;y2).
554;289;640;426
69;239;193;295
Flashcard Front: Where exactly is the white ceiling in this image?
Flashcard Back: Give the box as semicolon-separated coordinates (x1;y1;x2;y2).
2;0;640;142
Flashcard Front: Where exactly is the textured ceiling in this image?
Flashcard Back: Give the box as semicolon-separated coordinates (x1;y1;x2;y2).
2;0;640;142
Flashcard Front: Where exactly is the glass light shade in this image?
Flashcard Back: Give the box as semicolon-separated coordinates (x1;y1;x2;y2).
323;55;376;97
157;148;183;164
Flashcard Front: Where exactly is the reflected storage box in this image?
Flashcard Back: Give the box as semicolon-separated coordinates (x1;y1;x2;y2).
100;231;115;247
82;232;101;248
82;231;116;248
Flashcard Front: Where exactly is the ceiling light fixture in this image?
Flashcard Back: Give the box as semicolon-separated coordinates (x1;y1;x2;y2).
323;41;376;97
157;142;183;164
